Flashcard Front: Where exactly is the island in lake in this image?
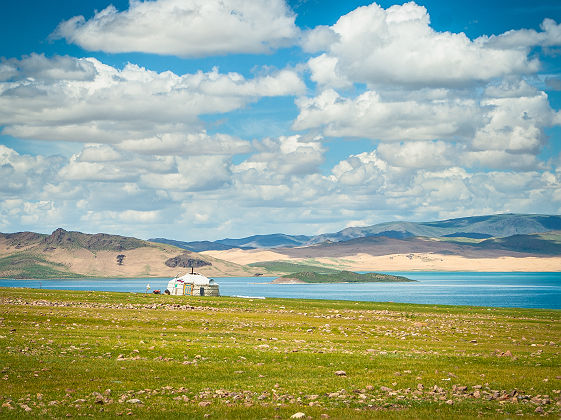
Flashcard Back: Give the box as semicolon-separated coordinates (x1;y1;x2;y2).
272;270;414;284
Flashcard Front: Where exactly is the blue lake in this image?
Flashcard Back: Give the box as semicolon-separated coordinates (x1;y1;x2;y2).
1;272;560;309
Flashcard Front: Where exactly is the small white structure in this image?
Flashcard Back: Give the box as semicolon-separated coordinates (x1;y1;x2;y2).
166;272;220;296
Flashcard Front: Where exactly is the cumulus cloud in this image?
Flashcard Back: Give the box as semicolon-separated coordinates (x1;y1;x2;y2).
0;56;304;146
58;156;136;182
330;151;387;187
53;0;299;57
304;2;544;88
484;18;561;49
2;2;561;237
234;135;325;176
0;145;64;194
140;155;233;192
2;141;560;237
471;81;560;154
0;53;97;82
294;88;478;141
300;26;339;53
54;143;237;192
117;132;251;156
377;141;457;168
463;150;542;170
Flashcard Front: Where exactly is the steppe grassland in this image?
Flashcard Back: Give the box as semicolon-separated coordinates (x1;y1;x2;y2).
0;288;560;418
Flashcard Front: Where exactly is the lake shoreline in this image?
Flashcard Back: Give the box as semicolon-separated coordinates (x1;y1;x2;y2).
1;272;560;310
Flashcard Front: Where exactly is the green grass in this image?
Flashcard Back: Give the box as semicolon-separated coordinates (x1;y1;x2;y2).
0;253;84;279
249;261;343;274
279;271;414;283
0;288;560;418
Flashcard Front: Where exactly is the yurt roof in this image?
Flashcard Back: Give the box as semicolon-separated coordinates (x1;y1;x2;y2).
175;273;216;286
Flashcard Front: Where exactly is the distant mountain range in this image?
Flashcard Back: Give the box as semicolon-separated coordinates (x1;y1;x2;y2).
275;231;561;259
3;214;560;279
149;233;311;251
150;213;561;251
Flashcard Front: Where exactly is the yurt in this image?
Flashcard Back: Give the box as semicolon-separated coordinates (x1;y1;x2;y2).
166;271;220;296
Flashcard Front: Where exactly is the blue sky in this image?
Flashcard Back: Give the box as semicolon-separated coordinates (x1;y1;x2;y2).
1;0;561;240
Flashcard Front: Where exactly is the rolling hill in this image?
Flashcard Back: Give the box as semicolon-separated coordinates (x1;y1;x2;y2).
0;228;258;279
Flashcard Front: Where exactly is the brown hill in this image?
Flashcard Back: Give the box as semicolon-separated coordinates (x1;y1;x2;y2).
0;228;257;279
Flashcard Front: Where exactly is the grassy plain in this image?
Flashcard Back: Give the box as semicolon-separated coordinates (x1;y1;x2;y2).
0;288;560;419
277;271;414;283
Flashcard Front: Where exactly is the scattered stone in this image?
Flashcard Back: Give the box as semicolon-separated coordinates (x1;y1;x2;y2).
334;371;346;376
380;386;392;392
20;403;32;412
198;401;211;407
535;406;544;414
126;399;142;405
290;413;306;419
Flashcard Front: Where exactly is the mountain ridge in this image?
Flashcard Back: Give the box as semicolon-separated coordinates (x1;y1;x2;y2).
150;213;561;251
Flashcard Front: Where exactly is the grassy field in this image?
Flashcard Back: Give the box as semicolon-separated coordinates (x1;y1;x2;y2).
249;261;343;274
0;254;85;279
278;271;414;283
0;288;560;419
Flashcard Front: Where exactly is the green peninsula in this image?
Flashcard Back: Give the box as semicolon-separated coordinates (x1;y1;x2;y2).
273;270;414;283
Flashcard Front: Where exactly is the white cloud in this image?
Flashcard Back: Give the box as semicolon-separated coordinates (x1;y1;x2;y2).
484;18;561;49
294;88;478;141
307;54;351;89
330;151;387;187
0;56;305;145
377;141;457;168
2;141;560;238
472;81;559;154
82;209;161;224
140;155;232;192
2;2;561;238
305;2;541;88
234;135;325;176
117;132;251;156
300;26;339;53
53;0;299;57
463;150;542;170
0;53;97;82
79;144;122;162
0;145;64;194
58;156;135;182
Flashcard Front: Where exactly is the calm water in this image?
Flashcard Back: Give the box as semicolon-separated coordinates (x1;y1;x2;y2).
1;272;560;309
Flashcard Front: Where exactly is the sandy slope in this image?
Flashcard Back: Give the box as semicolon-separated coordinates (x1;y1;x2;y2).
201;249;293;265
201;249;561;272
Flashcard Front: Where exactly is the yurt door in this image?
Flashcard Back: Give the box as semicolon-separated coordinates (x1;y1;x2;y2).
184;284;193;296
200;287;205;296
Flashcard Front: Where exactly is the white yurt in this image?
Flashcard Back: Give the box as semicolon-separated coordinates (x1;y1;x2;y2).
166;271;220;296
